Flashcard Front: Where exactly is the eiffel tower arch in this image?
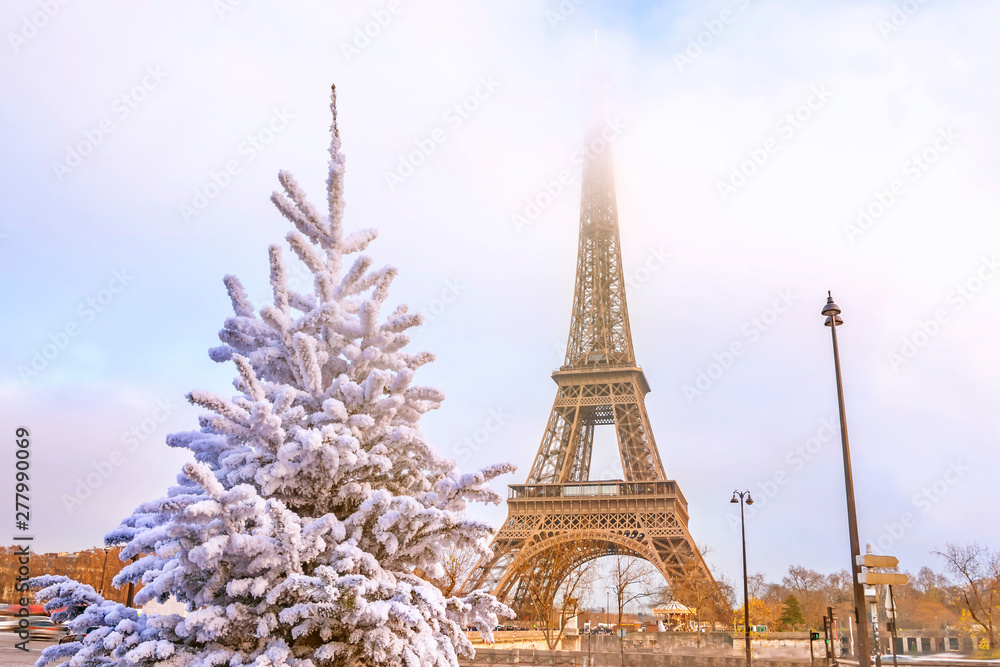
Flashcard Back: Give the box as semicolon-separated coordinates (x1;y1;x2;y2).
464;117;724;617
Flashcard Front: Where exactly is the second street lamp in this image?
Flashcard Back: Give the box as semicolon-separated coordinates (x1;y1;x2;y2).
732;490;754;667
822;292;871;667
98;546;110;596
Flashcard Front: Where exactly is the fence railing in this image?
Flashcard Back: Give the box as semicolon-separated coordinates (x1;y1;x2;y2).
508;481;678;500
462;649;582;666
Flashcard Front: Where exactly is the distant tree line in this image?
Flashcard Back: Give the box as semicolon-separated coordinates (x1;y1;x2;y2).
723;543;999;650
426;541;1000;652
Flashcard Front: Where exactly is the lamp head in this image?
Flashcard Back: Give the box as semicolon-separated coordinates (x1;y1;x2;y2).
730;492;739;504
824;314;844;327
746;493;754;506
822;291;841;317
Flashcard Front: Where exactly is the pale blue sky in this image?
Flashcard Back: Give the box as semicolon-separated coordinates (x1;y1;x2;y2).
1;0;998;590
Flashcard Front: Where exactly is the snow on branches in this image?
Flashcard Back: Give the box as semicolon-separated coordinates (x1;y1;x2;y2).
32;85;513;667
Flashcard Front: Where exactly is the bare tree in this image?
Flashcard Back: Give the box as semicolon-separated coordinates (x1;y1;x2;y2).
430;546;479;597
779;565;829;627
782;565;826;592
747;572;769;600
824;569;853;601
608;555;658;624
604;554;659;660
553;557;598;646
715;572;737;616
936;543;1000;649
515;546;598;650
913;566;950;596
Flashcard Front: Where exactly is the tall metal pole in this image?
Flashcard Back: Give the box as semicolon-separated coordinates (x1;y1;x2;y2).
829;606;837;665
822;293;871;667
99;547;109;595
732;490;753;667
617;587;624;667
740;496;751;667
888;585;899;667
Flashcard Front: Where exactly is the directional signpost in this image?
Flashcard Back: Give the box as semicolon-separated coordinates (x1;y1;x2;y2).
856;554;909;585
856;553;909;667
857;572;910;586
857;554;899;568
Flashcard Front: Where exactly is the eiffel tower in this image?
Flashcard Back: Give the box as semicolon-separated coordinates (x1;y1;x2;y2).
464;116;720;616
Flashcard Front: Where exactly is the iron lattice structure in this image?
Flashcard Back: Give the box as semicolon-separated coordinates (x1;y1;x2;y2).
464;123;721;616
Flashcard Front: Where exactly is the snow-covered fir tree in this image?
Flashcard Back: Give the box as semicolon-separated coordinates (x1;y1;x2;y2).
31;86;514;667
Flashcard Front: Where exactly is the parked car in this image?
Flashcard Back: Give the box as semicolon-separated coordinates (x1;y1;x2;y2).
27;616;68;641
59;627;99;644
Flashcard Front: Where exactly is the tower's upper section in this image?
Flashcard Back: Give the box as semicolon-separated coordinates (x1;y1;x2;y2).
562;123;636;370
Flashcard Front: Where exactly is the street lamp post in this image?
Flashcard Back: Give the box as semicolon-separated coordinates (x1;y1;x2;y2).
731;490;754;667
618;592;625;667
588;612;593;666
822;292;871;667
606;586;623;666
98;547;110;596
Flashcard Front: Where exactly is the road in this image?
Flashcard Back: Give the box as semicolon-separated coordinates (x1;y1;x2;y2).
0;633;57;667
